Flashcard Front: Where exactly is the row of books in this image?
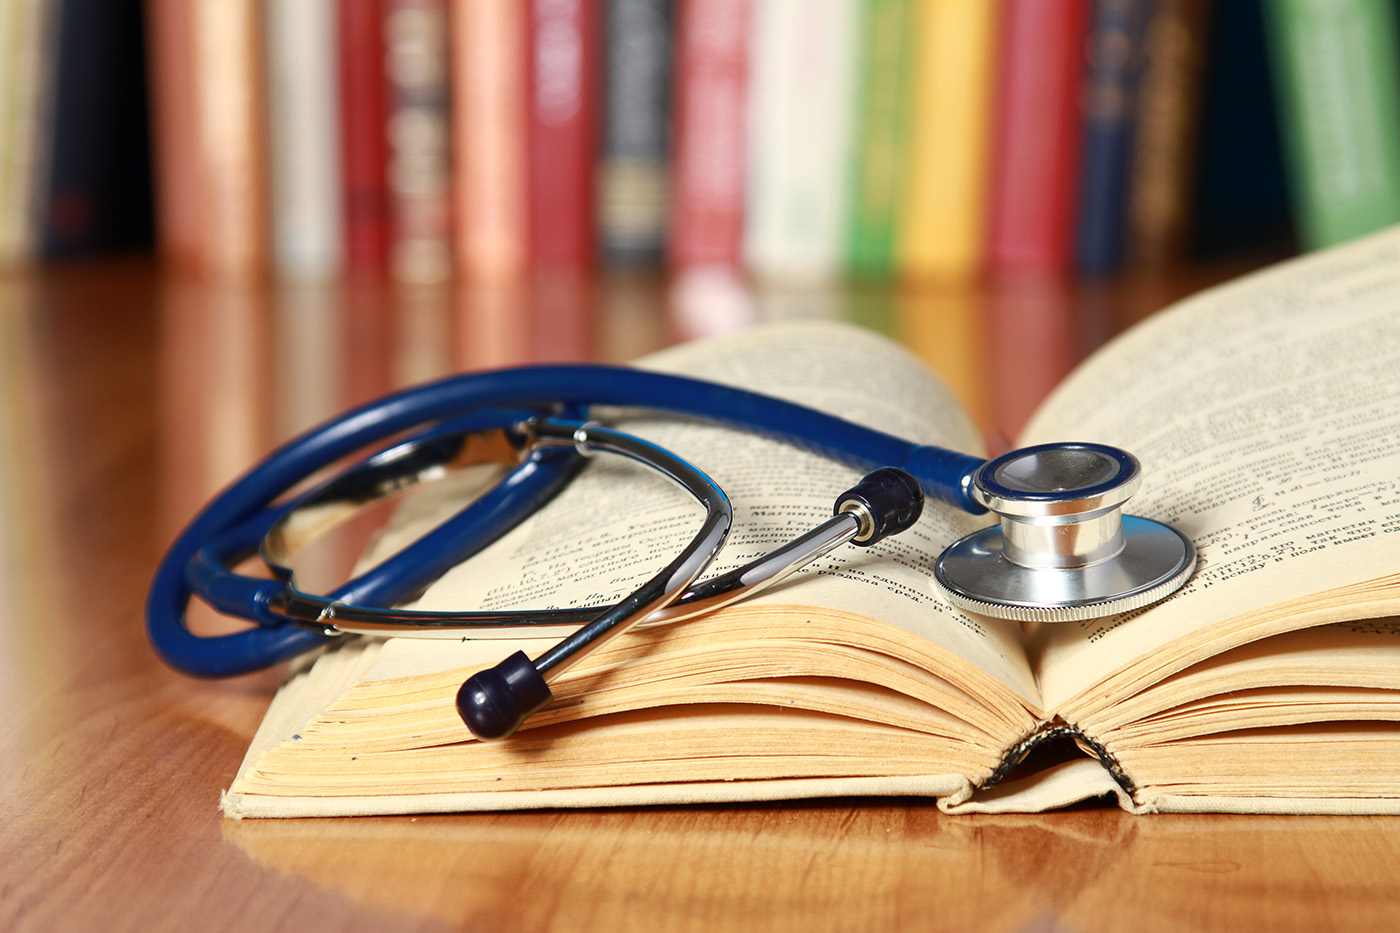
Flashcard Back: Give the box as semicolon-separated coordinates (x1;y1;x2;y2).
160;0;1400;285
4;1;1400;283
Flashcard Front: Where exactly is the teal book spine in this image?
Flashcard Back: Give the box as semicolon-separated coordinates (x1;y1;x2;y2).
1263;0;1400;249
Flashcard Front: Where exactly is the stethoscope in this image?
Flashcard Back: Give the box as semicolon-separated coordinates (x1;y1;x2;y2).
148;364;1196;740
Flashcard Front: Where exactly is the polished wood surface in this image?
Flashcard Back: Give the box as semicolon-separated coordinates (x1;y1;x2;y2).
4;261;1399;932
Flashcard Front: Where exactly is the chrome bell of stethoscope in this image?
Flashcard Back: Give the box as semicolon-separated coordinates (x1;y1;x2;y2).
933;442;1196;623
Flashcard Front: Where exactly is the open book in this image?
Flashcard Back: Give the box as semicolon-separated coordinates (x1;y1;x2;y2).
224;228;1400;818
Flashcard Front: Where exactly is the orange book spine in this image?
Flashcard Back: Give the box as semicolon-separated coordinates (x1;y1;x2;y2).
451;0;528;281
190;0;269;279
144;0;203;270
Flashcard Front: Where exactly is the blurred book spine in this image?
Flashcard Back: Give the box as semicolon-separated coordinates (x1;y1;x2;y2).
527;0;601;270
1126;0;1209;269
846;0;913;280
385;0;453;283
451;0;528;282
986;0;1089;278
191;0;268;280
0;1;56;267
599;0;673;266
265;0;343;280
1075;0;1150;277
1263;0;1400;250
338;0;391;277
744;0;859;283
667;0;750;272
146;0;201;270
899;0;997;283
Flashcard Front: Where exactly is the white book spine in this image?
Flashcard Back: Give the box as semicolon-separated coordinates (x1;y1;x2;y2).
743;0;860;284
265;0;344;280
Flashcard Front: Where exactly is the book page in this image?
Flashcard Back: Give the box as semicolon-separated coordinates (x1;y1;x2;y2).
1021;228;1400;712
409;322;1041;704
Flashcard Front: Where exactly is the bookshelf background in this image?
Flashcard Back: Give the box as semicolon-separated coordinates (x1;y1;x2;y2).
3;0;1400;442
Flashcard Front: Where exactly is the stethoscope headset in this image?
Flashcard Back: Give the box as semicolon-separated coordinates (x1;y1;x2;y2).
148;364;1195;740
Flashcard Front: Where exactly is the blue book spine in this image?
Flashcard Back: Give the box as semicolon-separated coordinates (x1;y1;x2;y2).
1075;0;1151;277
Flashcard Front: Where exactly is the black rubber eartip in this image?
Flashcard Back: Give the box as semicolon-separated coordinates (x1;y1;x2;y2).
456;650;554;741
835;468;925;546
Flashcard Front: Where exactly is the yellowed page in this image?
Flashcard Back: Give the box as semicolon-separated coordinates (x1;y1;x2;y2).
413;321;1041;705
1021;227;1400;714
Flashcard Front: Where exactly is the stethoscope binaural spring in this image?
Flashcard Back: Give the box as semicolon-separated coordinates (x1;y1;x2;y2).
148;364;1196;740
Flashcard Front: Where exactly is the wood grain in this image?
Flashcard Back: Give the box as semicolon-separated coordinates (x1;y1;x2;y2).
3;261;1398;932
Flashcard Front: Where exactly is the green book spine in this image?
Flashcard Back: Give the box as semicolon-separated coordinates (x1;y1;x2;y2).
846;0;913;278
1263;0;1400;249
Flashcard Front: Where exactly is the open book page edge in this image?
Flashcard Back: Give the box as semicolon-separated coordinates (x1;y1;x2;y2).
223;774;975;819
223;641;386;815
1083;620;1400;737
1058;574;1399;728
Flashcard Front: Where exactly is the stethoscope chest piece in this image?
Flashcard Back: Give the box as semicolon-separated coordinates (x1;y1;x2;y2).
933;443;1196;622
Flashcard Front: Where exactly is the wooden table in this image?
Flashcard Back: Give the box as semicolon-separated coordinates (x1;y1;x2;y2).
5;261;1399;932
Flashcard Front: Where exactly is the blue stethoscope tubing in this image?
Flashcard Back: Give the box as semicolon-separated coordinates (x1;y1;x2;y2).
147;364;987;679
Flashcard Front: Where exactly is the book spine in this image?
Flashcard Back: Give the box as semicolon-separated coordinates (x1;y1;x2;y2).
744;0;860;283
265;0;344;280
0;0;56;266
144;0;204;270
41;0;109;256
1125;0;1208;269
451;0;528;282
527;0;601;270
666;0;750;271
190;0;269;280
846;0;914;280
1189;0;1291;259
599;0;673;266
339;0;391;277
1262;0;1400;250
897;0;997;283
1075;0;1150;277
985;0;1089;278
385;0;453;282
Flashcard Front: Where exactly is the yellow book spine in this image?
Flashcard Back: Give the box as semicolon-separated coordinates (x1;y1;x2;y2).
898;0;997;281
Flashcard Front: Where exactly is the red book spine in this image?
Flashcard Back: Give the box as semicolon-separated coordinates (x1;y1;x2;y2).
986;0;1089;277
667;0;750;269
526;0;601;269
338;0;390;276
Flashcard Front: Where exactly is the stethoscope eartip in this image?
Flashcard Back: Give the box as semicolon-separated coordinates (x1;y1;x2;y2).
457;651;554;741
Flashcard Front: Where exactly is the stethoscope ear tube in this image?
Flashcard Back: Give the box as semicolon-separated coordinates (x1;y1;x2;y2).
146;404;579;677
